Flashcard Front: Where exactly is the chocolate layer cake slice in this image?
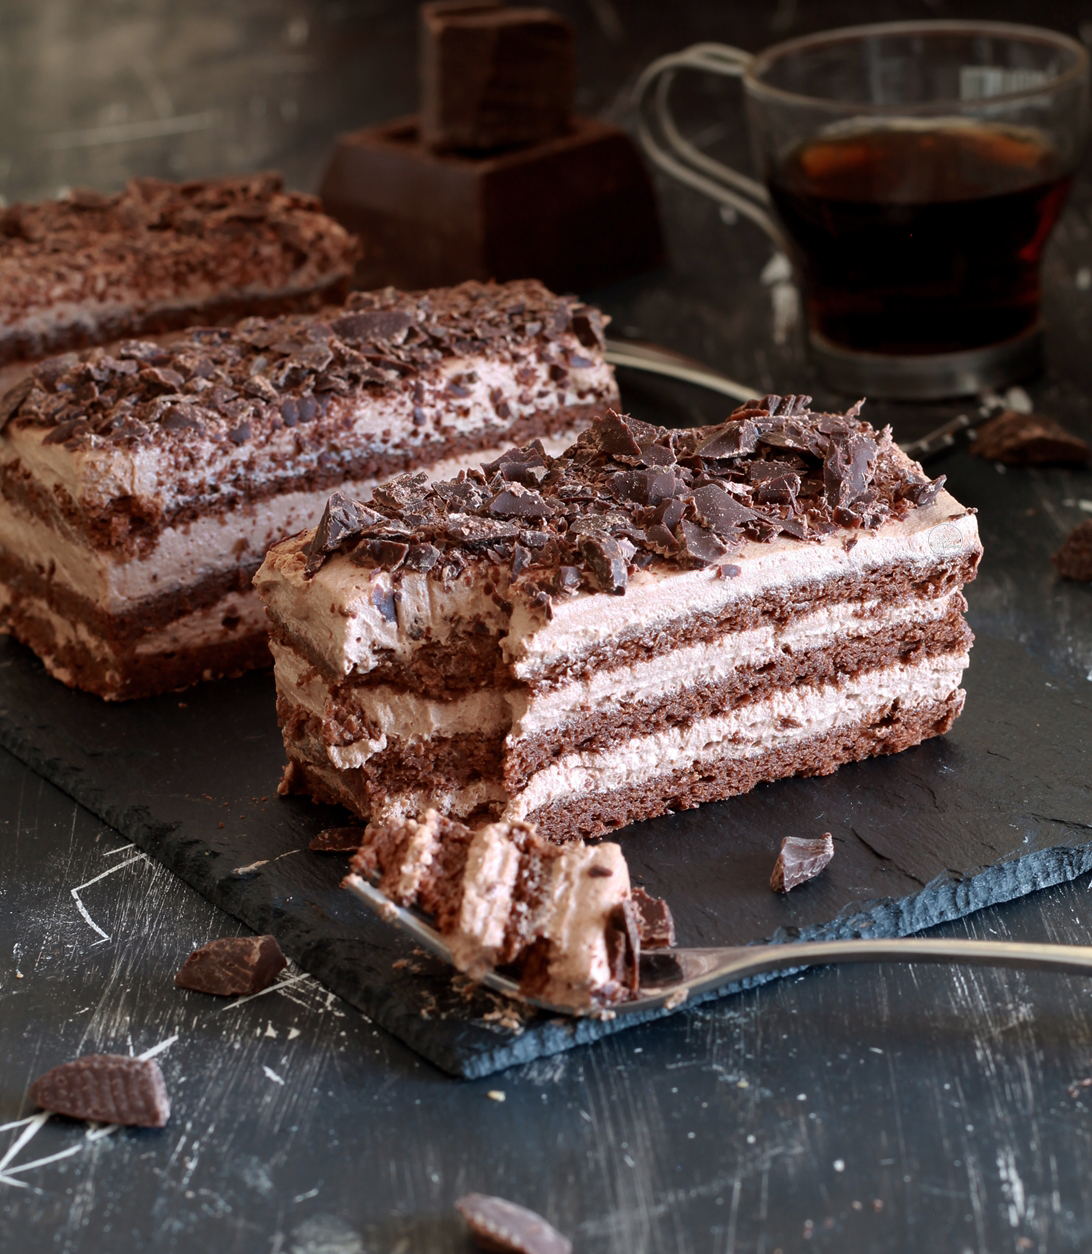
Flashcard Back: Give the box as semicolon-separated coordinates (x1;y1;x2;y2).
256;400;982;840
345;809;674;1010
0;174;358;376
0;280;616;699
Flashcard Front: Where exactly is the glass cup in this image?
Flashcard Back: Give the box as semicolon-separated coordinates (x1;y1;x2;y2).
636;21;1091;399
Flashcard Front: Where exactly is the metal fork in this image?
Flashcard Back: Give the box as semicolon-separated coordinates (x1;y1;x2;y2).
345;875;1092;1019
603;337;991;465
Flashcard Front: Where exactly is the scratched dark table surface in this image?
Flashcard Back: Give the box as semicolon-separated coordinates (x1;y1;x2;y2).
4;2;1092;1251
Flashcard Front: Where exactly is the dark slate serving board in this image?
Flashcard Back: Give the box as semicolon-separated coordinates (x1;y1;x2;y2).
1;440;1091;1078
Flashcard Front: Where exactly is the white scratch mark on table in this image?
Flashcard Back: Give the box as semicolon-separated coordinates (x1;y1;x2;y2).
70;853;148;943
138;1034;179;1062
218;971;313;1012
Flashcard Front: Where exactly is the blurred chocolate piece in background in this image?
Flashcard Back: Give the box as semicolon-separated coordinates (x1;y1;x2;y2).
320;2;663;294
970;409;1091;466
420;2;574;152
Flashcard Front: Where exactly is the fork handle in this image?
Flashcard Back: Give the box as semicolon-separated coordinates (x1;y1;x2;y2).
667;938;1092;1000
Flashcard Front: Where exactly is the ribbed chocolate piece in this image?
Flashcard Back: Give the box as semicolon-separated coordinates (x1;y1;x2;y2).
456;1193;572;1254
30;1055;170;1128
770;834;835;893
420;3;575;153
971;410;1091;466
174;935;287;996
302;401;948;596
1053;520;1092;581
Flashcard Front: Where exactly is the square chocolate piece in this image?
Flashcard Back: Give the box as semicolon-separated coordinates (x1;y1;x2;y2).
420;4;575;152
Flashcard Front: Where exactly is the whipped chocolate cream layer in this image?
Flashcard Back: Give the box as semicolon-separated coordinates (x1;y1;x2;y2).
346;809;673;1009
0;279;615;699
260;403;982;835
0;174;359;365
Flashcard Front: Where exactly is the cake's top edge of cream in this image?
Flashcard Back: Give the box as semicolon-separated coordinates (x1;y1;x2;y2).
288;401;973;595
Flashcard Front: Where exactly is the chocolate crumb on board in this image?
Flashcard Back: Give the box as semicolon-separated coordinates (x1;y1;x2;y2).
970;410;1091;466
771;834;835;893
1053;520;1092;582
30;1055;170;1128
310;825;368;851
174;934;286;996
632;886;676;948
455;1193;572;1254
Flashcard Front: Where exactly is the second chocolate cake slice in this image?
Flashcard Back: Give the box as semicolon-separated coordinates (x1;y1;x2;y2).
0;279;616;699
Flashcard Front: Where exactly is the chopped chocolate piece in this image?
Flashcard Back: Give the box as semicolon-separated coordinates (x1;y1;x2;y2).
697;418;758;459
404;542;442;573
898;474;947;507
770;833;835;893
310;826;368;851
490;483;553;519
0;375;33;431
579;531;627;594
1053;520;1092;581
30;1055;170;1128
305;492;380;576
174;935;287;996
420;4;575;153
553;564;583;594
594;409;644;458
631;886;676;948
330;309;414;343
676;518;730;565
971;410;1091;466
690;483;756;536
456;1194;572;1254
511;543;533;576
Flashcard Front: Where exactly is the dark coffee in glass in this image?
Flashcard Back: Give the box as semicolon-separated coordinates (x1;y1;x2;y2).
636;22;1090;397
769;122;1073;356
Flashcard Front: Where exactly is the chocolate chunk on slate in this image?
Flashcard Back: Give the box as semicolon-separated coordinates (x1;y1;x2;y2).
1053;520;1092;581
455;1193;572;1254
697;418;758;459
631;886;676;949
770;834;835;893
175;935;287;996
971;410;1091;466
30;1055;170;1128
310;826;368;852
420;5;575;154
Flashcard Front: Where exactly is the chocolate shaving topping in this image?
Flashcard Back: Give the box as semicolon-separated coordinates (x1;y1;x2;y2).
579;532;627;593
455;1194;572;1254
305;491;382;576
310;826;367;851
30;1055;170;1128
174;935;287;996
0;375;34;430
300;403;945;599
2;278;604;457
770;833;834;893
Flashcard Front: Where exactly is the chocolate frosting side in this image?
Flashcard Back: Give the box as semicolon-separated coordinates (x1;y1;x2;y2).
0;279;607;452
0;173;359;328
302;399;951;594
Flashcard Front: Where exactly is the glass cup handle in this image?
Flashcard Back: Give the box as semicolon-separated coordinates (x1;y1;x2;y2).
634;42;787;250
